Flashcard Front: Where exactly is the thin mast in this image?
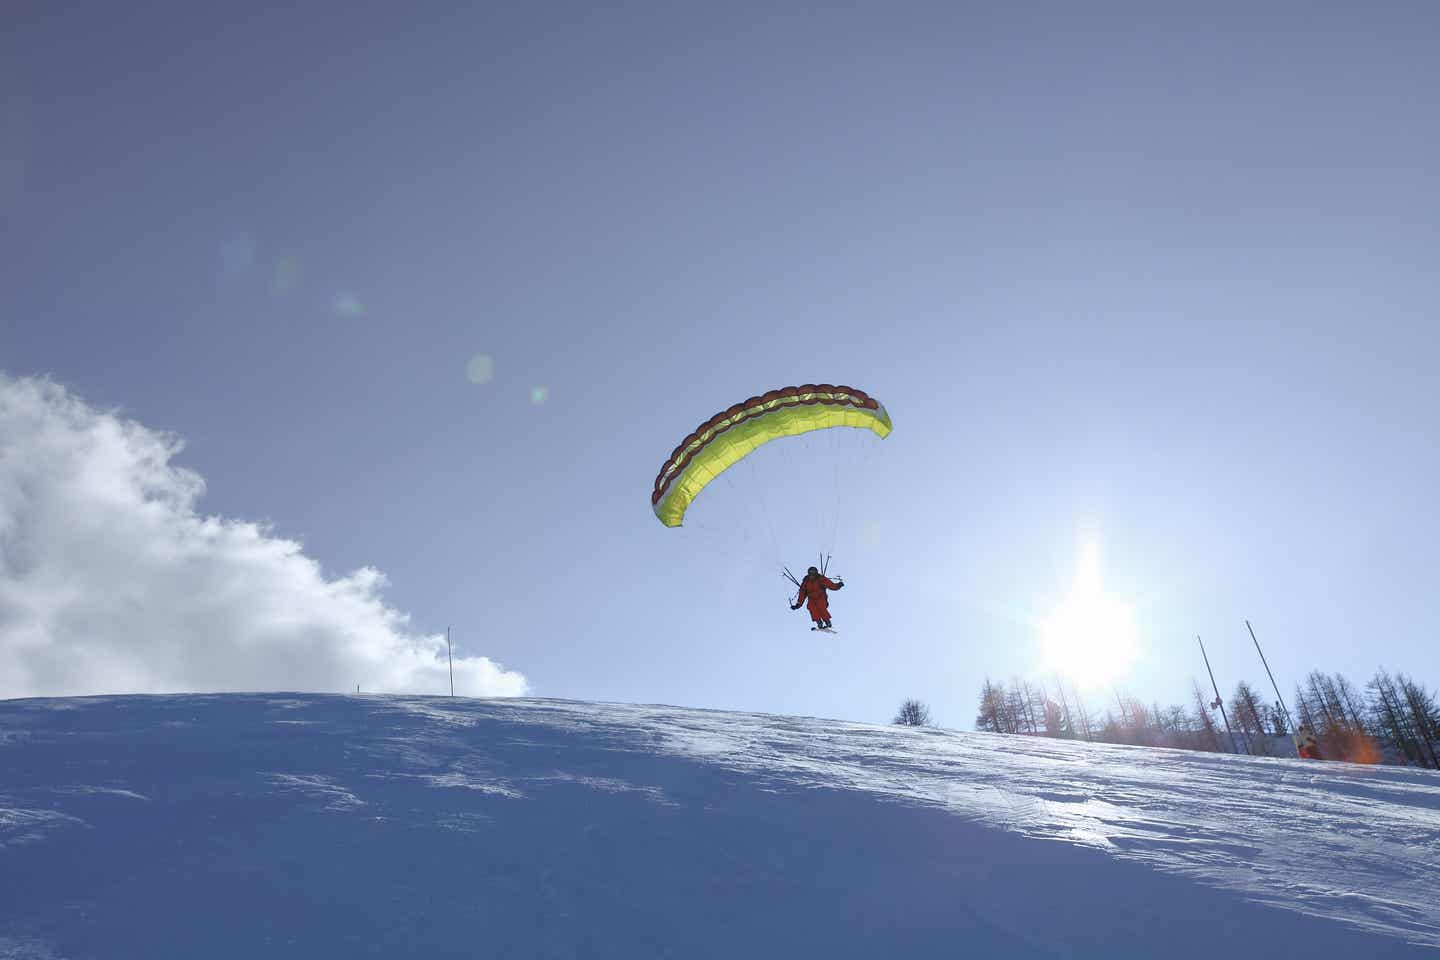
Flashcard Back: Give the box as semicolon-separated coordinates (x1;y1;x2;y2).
1247;619;1297;756
1198;635;1243;754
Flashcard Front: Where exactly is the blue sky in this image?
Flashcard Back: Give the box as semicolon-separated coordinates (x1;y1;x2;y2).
2;4;1437;724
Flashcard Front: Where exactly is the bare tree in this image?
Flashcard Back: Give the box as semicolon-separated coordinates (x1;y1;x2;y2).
1042;698;1066;737
1020;680;1044;734
975;679;1006;733
1267;701;1290;737
1008;678;1037;734
1294;684;1318;733
1335;675;1369;731
1369;670;1422;766
1070;683;1094;741
1191;681;1220;751
1053;680;1077;739
1305;670;1382;762
1231;681;1267;753
894;699;932;727
1398;675;1440;768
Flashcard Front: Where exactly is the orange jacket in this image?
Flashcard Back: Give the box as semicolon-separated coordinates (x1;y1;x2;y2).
796;575;842;608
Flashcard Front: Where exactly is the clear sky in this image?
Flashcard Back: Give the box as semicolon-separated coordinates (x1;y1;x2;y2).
3;4;1437;724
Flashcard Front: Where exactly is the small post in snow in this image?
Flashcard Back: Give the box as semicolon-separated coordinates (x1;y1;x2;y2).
1198;635;1245;754
446;626;454;698
1247;619;1298;757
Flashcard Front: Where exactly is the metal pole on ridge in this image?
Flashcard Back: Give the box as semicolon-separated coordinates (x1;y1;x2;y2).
447;626;455;698
1198;635;1244;754
1247;619;1298;757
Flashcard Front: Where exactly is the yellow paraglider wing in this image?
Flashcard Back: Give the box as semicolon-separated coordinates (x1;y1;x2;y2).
651;384;891;527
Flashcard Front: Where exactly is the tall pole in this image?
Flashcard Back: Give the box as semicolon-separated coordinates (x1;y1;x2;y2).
1247;619;1297;755
1197;635;1243;754
446;626;454;698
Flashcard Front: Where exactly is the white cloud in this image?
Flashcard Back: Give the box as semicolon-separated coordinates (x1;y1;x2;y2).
0;374;527;700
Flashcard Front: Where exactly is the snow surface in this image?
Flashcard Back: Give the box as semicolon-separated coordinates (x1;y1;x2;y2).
2;694;1437;958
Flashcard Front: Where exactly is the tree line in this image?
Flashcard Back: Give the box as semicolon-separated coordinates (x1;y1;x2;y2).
966;668;1440;767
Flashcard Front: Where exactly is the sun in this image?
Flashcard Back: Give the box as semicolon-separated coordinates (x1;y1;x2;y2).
1040;541;1139;688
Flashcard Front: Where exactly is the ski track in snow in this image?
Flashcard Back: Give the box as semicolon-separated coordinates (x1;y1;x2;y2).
0;935;62;960
0;804;87;851
264;773;367;812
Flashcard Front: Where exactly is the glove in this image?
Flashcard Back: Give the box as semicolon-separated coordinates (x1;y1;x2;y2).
790;603;800;611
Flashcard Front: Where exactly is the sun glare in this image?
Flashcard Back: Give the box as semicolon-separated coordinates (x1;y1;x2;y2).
1040;541;1139;688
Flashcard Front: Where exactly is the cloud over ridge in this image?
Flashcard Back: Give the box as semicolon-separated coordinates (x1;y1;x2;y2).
0;374;527;700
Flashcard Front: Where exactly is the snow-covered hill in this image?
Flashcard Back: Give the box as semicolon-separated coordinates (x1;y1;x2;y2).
2;694;1437;958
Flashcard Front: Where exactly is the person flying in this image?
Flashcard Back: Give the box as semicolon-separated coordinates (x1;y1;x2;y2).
791;566;844;630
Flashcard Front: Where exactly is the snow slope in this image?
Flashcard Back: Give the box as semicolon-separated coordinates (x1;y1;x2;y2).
2;694;1437;958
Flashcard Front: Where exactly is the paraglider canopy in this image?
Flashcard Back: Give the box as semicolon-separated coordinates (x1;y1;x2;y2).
650;384;891;527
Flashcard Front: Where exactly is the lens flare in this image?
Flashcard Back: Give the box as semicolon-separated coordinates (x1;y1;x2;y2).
219;231;255;276
272;257;301;295
466;354;494;385
333;293;365;317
